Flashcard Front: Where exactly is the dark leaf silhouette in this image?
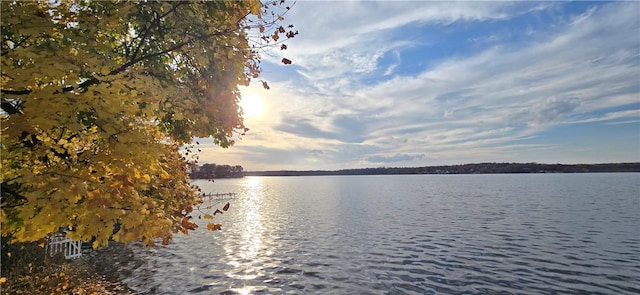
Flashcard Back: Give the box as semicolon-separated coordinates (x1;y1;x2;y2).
286;30;298;39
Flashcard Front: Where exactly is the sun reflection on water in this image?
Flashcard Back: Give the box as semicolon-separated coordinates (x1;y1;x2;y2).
224;177;268;282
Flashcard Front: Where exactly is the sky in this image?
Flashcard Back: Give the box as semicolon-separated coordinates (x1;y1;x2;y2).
197;1;640;171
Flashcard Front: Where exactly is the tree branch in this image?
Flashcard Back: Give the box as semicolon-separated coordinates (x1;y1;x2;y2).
0;35;32;57
1;28;227;99
130;2;187;61
159;2;188;20
1;181;27;208
1;89;31;95
44;171;101;184
129;17;155;61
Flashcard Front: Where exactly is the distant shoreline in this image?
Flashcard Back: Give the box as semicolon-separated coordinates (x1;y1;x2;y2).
242;162;640;177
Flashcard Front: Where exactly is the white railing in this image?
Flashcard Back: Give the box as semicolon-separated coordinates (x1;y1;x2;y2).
47;233;82;259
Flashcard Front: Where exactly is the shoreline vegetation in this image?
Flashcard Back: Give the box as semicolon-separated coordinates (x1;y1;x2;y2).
241;162;640;177
190;162;640;179
189;162;640;179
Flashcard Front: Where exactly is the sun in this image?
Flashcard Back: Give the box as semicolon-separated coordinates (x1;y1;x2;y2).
240;94;265;118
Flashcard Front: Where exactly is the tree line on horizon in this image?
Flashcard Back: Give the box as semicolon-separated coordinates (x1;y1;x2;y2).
190;163;244;179
244;162;640;176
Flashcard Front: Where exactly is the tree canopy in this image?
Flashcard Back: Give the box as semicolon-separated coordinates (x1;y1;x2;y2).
1;0;297;247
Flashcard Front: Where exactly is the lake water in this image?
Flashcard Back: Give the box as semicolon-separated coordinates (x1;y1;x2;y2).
123;174;640;294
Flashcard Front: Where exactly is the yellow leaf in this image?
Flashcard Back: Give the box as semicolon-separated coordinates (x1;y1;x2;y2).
203;214;213;219
100;66;110;75
160;170;170;180
249;0;261;15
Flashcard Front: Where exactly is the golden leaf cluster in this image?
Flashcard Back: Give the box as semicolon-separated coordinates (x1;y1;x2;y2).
1;1;295;247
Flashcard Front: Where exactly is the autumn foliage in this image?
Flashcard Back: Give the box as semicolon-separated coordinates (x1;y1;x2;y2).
1;1;296;247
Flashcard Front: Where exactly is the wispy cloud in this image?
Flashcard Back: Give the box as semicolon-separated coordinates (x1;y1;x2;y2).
200;1;639;170
383;50;401;76
366;153;424;164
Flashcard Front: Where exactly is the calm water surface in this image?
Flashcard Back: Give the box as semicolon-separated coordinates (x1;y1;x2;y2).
124;174;640;294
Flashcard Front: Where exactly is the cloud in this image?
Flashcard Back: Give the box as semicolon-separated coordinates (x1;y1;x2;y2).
276;116;335;141
509;97;582;127
275;114;372;143
356;2;638;133
366;153;424;163
275;1;536;81
383;50;401;76
198;2;640;170
569;109;640;125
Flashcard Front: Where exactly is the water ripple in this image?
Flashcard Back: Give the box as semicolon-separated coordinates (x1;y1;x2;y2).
123;174;640;294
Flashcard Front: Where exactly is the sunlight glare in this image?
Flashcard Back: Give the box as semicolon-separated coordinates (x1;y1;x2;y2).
223;176;270;282
240;95;264;118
